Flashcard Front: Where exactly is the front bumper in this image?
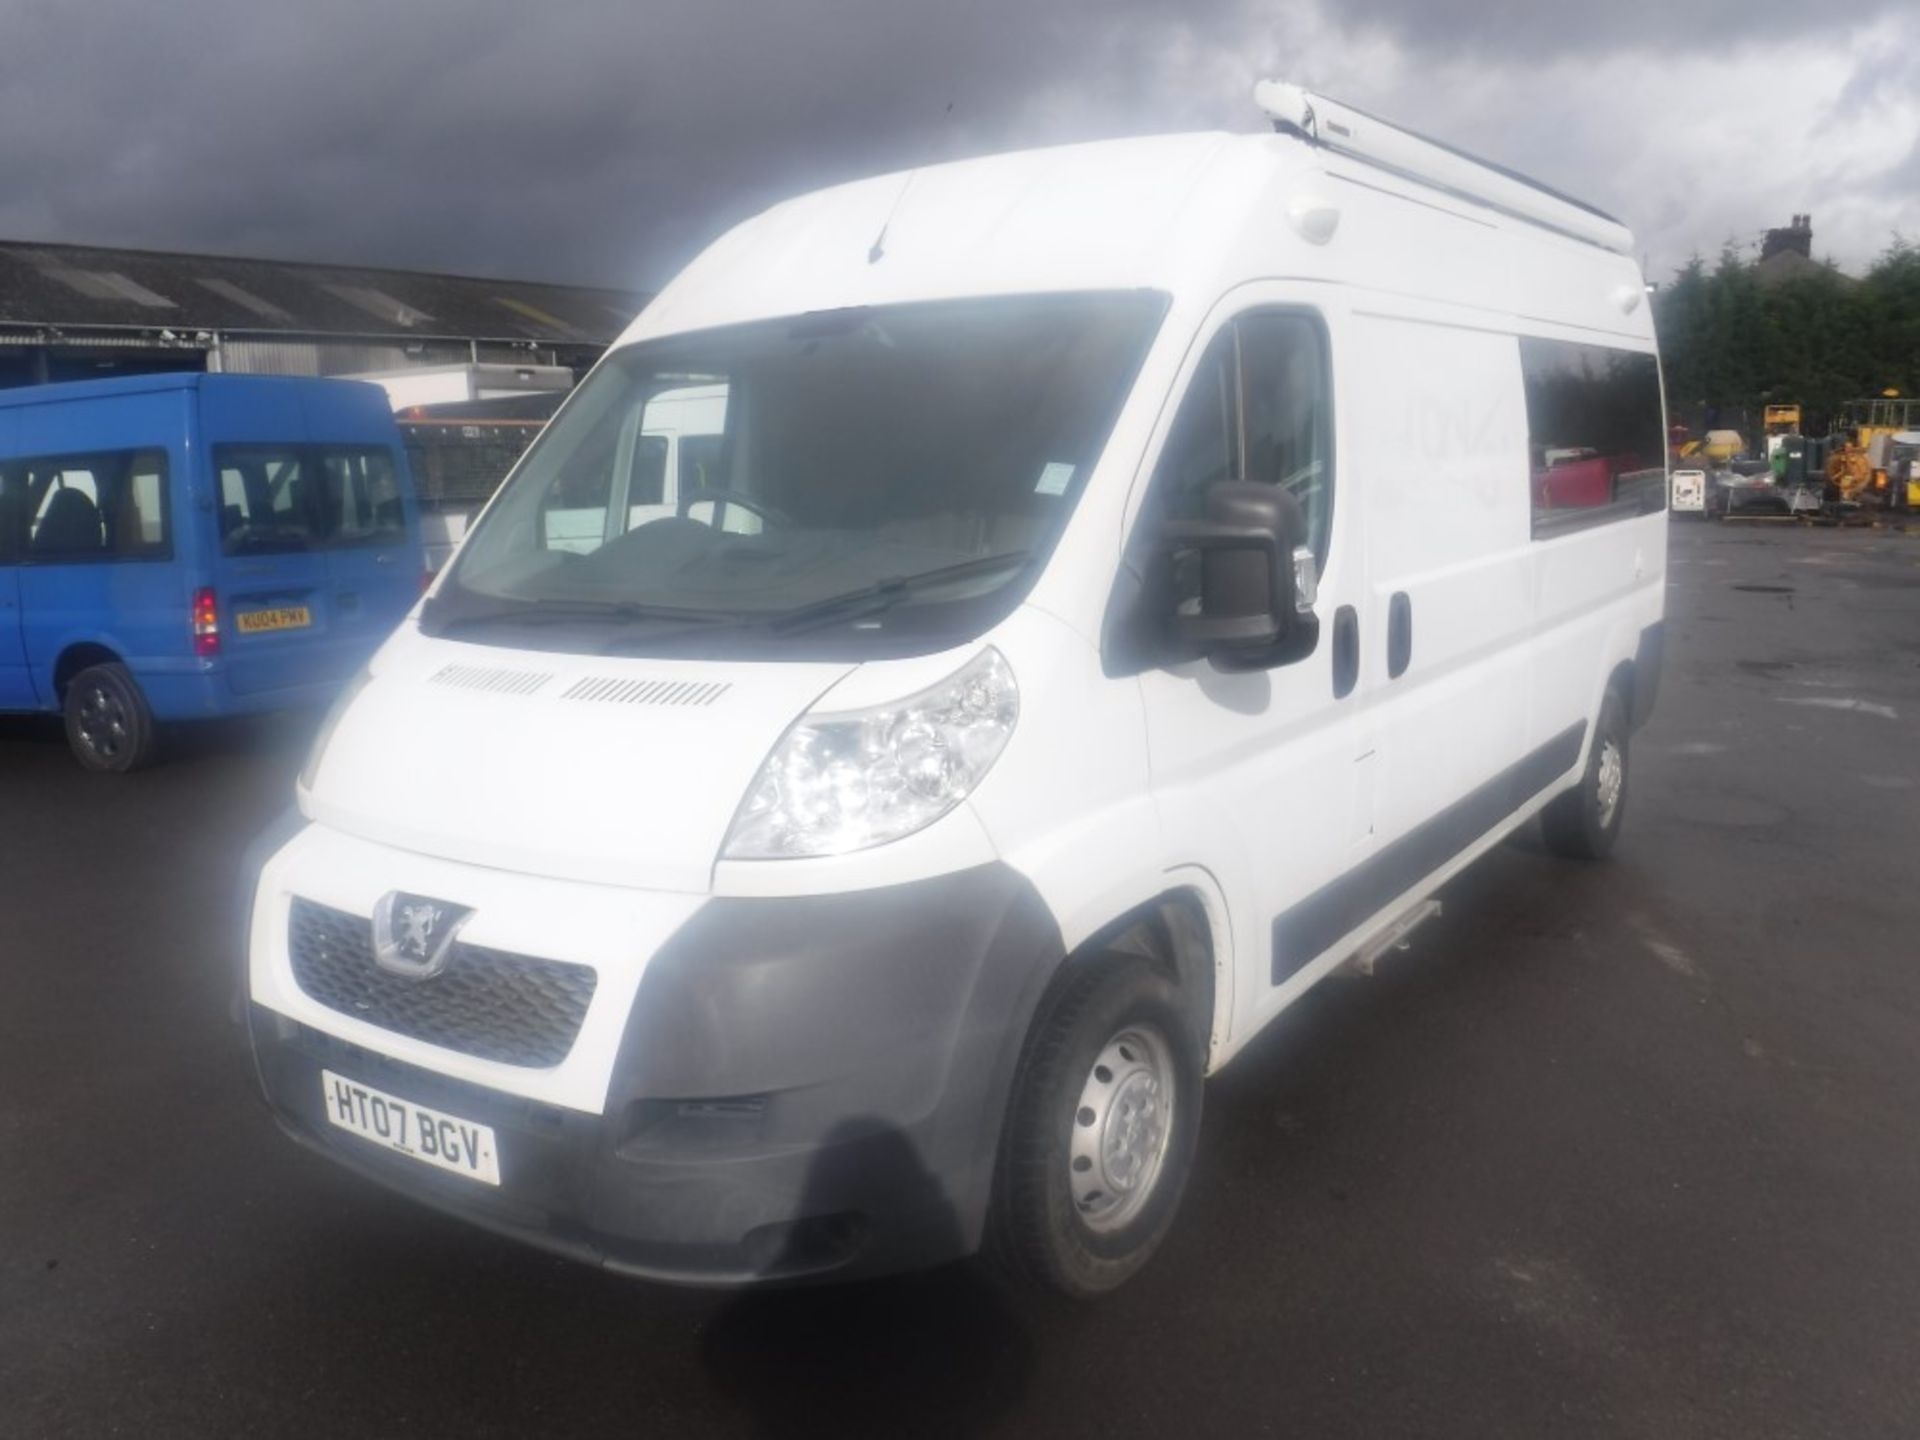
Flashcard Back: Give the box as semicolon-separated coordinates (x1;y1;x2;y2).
248;859;1062;1285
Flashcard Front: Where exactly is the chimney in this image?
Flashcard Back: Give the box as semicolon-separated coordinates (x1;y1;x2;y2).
1762;214;1813;261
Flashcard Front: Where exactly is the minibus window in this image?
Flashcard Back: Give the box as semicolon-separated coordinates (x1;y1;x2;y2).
215;446;319;555
438;292;1166;655
125;456;166;552
13;449;170;561
321;447;406;547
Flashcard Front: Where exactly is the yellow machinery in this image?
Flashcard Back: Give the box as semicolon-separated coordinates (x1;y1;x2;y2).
1828;395;1920;505
1885;432;1920;512
1763;403;1802;442
1702;428;1745;464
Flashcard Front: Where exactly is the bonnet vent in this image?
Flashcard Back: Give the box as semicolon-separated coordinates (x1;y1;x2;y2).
560;677;731;707
428;663;553;695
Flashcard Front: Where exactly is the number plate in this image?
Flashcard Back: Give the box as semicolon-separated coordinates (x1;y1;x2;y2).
319;1070;501;1185
236;605;313;634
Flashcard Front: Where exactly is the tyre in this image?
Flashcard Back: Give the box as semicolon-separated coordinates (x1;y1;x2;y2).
991;955;1202;1298
64;662;158;773
1541;686;1628;860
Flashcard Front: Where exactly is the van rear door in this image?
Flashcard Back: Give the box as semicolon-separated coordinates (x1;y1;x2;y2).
303;384;420;657
210;440;336;695
315;443;418;654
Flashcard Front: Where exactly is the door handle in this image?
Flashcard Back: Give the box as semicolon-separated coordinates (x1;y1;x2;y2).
1387;591;1412;679
1332;605;1359;699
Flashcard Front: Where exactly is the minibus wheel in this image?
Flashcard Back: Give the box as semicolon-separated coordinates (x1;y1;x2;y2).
1541;687;1627;860
991;955;1202;1297
64;663;158;773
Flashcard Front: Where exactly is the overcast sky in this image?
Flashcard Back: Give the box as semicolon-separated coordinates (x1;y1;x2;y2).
3;0;1916;292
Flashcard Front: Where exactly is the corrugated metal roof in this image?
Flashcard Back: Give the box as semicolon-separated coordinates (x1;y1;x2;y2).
0;239;646;344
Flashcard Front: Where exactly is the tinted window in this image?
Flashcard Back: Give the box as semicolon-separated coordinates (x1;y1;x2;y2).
4;449;170;560
217;446;317;555
1521;338;1665;536
322;447;406;546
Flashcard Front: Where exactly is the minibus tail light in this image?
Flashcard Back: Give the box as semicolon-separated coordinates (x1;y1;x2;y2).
192;587;220;657
723;648;1018;860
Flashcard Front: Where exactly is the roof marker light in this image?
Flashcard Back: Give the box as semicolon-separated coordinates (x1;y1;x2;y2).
1287;196;1342;245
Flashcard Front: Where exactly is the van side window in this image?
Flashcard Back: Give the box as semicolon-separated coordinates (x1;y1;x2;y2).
1520;338;1666;536
1239;313;1332;564
678;434;725;494
9;449;170;561
629;435;669;507
1153;311;1334;601
216;446;318;555
321;448;406;547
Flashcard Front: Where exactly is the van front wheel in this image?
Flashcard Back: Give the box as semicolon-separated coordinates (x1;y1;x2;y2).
991;956;1202;1298
1542;687;1627;860
65;663;158;773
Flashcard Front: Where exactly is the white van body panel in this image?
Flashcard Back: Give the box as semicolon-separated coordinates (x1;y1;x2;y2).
249;117;1667;1281
304;625;856;893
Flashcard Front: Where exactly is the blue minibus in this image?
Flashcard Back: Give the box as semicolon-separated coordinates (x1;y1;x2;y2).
0;374;426;770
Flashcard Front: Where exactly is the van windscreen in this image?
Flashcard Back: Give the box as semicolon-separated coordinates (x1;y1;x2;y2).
431;291;1166;658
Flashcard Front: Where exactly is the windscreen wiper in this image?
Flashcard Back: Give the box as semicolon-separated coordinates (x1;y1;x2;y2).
764;551;1033;635
429;596;741;634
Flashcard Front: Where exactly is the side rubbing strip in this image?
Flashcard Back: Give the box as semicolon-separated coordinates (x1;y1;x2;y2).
1270;721;1587;984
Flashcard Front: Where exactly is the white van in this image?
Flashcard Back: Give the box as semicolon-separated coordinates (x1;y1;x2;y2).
541;383;742;551
245;83;1667;1296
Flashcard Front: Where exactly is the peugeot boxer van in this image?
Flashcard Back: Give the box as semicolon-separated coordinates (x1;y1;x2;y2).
0;374;424;770
245;84;1668;1295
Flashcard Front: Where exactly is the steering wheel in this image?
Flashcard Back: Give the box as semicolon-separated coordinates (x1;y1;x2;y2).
677;485;792;530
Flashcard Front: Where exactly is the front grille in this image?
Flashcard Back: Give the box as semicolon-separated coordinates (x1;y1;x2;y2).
287;898;596;1068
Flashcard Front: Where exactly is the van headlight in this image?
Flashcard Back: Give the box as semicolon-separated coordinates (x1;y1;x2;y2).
723;648;1018;859
298;666;372;795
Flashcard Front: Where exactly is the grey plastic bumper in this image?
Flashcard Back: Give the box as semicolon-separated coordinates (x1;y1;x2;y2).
249;862;1063;1284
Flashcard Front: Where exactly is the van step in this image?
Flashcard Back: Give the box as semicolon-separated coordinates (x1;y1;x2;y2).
1338;899;1443;977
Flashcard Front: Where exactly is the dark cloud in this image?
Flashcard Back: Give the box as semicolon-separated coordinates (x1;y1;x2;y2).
1330;0;1897;57
0;0;1911;289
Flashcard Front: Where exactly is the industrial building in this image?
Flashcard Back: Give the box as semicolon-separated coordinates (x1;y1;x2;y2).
0;238;647;510
0;238;644;385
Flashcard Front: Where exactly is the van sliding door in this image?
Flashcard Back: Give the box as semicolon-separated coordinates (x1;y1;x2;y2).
1345;308;1533;872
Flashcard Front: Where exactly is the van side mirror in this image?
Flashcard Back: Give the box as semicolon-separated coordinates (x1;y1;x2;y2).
1160;481;1320;667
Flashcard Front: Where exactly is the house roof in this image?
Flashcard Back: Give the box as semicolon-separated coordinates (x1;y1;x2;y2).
0;239;647;345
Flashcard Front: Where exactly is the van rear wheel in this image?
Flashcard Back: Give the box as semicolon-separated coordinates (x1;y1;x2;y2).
990;956;1202;1298
64;663;158;773
1542;687;1627;860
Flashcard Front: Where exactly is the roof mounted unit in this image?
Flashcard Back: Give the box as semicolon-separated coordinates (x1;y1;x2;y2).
1253;80;1633;255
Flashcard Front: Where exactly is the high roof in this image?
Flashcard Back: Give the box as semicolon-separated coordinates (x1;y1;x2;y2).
0;239;647;346
627;128;1648;351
